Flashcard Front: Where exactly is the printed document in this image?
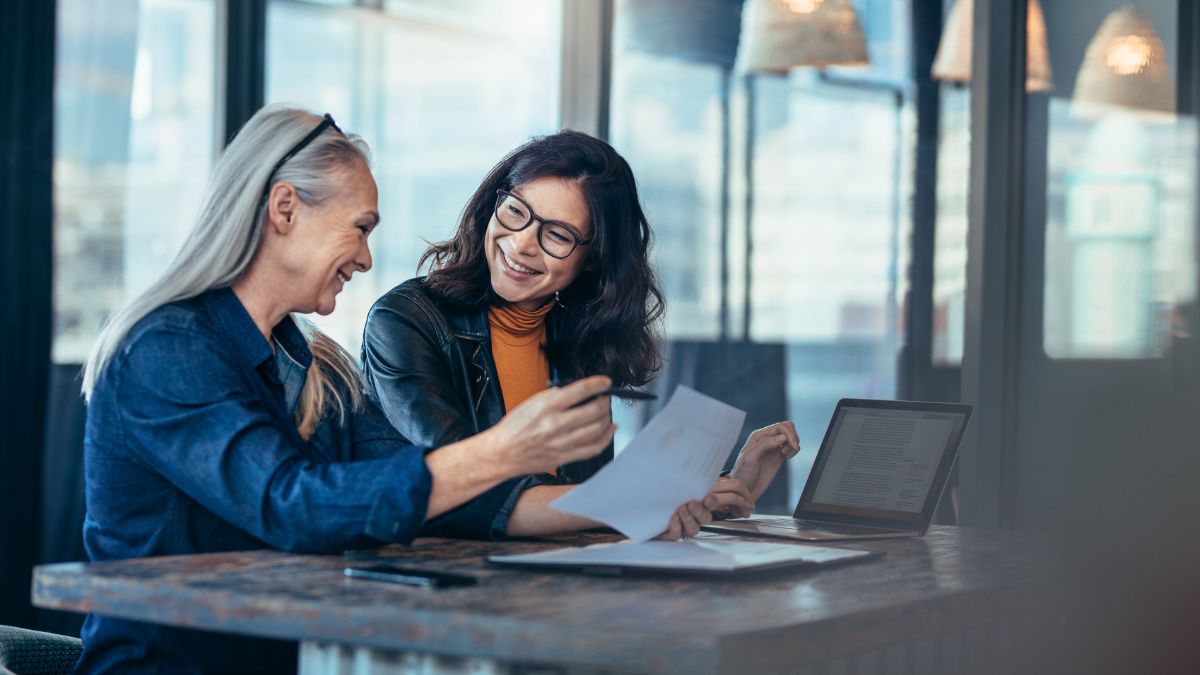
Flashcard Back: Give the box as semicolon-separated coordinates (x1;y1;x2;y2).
549;386;746;542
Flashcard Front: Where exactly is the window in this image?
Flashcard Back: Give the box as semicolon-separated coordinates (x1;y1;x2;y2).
749;72;913;504
932;86;970;365
610;0;915;506
609;52;726;339
926;2;1198;364
267;0;564;352
1042;104;1196;358
54;0;215;363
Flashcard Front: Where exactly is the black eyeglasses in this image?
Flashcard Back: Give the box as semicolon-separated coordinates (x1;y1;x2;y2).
261;113;344;202
494;189;592;259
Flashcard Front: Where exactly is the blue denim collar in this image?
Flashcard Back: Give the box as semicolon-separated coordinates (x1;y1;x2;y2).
272;317;312;369
272;316;313;416
201;287;312;371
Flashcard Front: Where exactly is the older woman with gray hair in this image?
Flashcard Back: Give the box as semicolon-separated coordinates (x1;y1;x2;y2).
75;105;616;674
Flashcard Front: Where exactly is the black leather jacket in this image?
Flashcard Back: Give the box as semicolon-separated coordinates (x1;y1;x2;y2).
361;277;614;539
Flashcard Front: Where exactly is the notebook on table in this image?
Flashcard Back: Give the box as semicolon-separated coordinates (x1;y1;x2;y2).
703;399;971;542
488;535;883;576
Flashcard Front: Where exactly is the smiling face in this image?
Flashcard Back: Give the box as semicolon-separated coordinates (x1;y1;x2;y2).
484;176;591;311
281;160;380;315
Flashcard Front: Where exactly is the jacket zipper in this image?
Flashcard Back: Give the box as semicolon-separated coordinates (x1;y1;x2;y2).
471;343;489;412
474;375;489;412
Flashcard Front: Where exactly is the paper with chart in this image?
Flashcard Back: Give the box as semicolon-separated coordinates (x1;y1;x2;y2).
549;386;746;542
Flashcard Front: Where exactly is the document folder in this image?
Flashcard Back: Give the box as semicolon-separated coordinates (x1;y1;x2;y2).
488;535;884;576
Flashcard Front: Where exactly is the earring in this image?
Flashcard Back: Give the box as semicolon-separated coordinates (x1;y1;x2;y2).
554;291;568;309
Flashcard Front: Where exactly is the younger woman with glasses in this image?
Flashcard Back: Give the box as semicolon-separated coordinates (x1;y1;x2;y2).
362;130;800;540
76;108;616;674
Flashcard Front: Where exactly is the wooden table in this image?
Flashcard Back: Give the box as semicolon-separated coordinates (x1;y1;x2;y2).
32;526;1048;674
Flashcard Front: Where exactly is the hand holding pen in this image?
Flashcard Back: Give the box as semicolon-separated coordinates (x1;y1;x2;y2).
547;377;658;405
487;376;616;474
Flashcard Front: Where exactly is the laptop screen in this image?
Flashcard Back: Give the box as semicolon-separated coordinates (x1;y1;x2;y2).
796;401;971;527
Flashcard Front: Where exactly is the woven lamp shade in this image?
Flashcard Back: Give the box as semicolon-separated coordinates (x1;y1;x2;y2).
931;0;1053;92
736;0;869;74
1072;6;1175;115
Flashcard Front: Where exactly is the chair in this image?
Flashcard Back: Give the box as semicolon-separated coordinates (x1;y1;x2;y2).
0;625;81;675
644;340;792;514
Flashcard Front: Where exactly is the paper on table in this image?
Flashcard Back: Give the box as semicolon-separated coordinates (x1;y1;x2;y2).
489;537;878;572
549;386;746;542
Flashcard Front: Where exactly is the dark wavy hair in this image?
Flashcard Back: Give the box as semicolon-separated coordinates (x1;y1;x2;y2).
419;130;664;387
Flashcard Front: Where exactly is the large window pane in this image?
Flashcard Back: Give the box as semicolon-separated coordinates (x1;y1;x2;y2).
54;0;215;363
927;1;1195;364
610;0;915;506
267;0;563;351
609;53;726;339
1043;106;1196;358
748;73;914;506
1039;2;1195;359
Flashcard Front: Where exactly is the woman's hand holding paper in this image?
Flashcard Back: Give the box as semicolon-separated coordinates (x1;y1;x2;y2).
729;421;802;501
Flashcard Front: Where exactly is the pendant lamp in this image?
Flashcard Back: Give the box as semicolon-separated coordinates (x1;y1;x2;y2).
1072;5;1175;115
931;0;1054;92
736;0;869;74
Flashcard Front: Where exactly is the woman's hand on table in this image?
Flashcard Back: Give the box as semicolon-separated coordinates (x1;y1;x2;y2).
729;421;801;501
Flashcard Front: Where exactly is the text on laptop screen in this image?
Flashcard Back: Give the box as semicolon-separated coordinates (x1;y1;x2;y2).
808;407;959;514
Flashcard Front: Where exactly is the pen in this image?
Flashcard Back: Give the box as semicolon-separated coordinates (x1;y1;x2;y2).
548;378;659;403
344;567;438;587
343;565;477;588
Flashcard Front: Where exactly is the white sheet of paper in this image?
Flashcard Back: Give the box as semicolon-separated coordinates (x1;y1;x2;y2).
549;386;746;542
490;537;876;572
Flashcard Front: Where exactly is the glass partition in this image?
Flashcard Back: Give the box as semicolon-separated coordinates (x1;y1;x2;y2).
267;0;563;351
609;0;916;507
1038;2;1196;359
53;0;215;363
609;52;727;340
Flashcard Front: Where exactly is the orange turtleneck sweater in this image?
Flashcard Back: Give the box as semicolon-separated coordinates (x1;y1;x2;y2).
488;300;556;420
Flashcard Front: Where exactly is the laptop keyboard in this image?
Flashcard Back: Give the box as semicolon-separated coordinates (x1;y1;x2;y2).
752;517;887;534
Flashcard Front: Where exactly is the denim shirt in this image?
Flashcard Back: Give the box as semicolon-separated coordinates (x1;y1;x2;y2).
76;288;432;675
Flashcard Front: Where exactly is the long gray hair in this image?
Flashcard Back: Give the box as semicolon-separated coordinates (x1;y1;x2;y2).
83;105;370;438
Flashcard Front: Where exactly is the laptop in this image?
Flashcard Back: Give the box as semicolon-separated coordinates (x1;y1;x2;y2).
703;398;972;542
